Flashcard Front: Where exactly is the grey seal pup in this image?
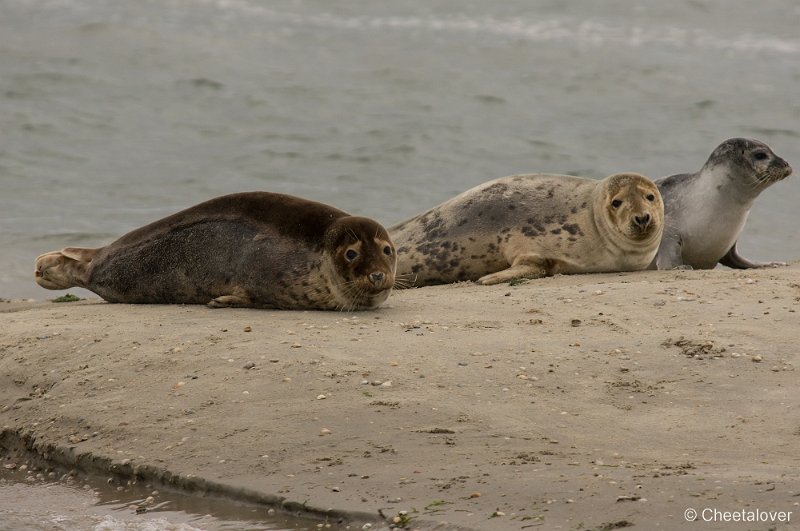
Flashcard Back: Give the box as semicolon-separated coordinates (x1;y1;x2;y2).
655;138;792;270
390;172;664;286
35;192;397;311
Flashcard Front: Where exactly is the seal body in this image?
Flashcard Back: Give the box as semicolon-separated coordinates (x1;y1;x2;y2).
35;192;397;311
654;138;792;270
390;173;664;286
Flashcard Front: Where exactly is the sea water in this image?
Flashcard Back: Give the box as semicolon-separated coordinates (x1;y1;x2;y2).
2;0;799;300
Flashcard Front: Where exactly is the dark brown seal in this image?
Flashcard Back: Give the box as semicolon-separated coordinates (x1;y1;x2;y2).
390;172;664;286
654;138;792;270
35;192;397;311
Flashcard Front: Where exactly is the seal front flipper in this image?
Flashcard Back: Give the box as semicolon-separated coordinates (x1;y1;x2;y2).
34;247;99;290
719;241;787;269
655;235;692;270
477;255;552;285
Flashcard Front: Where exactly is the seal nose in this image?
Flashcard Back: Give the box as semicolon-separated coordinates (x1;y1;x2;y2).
634;213;651;228
369;271;385;287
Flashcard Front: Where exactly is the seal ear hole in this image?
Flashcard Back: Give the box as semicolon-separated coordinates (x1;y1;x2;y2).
383;246;393;256
645;194;655;202
345;249;359;262
611;199;623;209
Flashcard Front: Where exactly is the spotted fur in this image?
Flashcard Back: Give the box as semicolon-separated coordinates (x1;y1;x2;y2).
390;173;664;286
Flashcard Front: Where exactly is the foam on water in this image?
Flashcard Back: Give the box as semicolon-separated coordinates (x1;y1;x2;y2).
222;8;800;54
93;516;204;531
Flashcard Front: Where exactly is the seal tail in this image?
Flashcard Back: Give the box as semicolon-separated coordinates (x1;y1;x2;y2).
34;247;99;290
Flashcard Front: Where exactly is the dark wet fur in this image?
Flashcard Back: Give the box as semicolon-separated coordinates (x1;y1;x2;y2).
47;192;395;309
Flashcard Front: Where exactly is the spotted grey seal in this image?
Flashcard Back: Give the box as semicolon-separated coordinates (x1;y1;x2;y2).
390;172;664;286
654;138;792;270
35;192;397;311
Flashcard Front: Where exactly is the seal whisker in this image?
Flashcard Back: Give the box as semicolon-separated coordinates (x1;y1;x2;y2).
340;285;366;312
392;272;417;289
345;227;360;243
334;281;367;312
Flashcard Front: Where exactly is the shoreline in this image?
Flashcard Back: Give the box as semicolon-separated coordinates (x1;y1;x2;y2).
2;266;799;530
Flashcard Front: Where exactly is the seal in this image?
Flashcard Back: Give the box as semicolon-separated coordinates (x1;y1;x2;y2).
34;192;397;311
389;172;664;286
654;138;792;270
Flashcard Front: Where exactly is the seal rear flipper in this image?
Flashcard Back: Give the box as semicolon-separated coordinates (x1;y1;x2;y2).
719;241;787;269
34;247;99;290
477;255;553;285
208;294;253;308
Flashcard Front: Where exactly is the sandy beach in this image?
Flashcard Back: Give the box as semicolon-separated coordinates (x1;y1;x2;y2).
1;266;799;530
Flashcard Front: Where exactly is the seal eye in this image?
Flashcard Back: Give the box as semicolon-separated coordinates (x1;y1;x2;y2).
345;249;358;261
383;246;393;256
611;199;623;209
753;151;769;161
646;194;655;202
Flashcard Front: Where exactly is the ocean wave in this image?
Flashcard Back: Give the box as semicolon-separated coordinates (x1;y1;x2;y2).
10;0;799;54
201;1;800;55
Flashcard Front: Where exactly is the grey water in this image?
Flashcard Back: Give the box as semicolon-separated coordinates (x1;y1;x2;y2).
0;465;342;531
2;1;800;300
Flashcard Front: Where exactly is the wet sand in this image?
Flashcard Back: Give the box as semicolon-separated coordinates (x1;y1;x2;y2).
1;266;799;530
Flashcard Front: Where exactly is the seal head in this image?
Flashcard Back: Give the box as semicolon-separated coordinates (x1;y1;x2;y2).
704;137;792;193
323;216;397;311
595;172;662;247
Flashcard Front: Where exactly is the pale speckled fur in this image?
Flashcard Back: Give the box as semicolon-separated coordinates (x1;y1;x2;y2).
390;172;664;286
